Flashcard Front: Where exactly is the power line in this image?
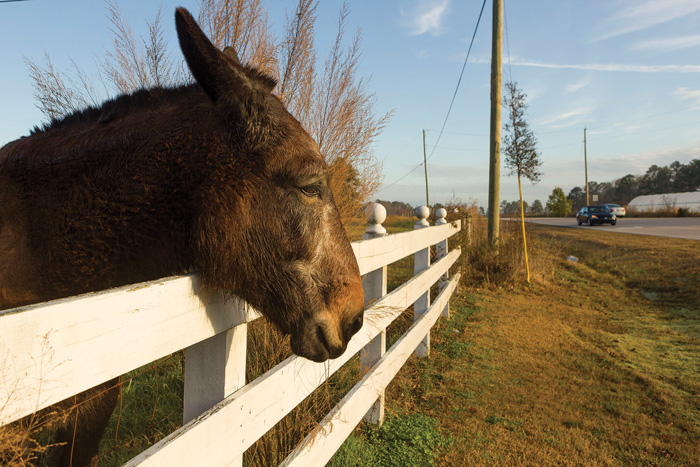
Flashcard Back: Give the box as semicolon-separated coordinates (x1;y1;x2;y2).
374;133;424;193
378;133;421;164
535;103;700;136
425;144;488;153
426;129;488;137
537;120;700;153
378;0;488;194
534;126;583;135
586;103;700;132
503;0;513;83
587;120;700;142
426;0;488;163
377;162;425;192
539;141;583;150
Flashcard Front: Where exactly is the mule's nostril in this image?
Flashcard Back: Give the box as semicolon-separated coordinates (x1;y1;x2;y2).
316;322;345;359
344;311;364;341
351;313;363;334
316;324;329;352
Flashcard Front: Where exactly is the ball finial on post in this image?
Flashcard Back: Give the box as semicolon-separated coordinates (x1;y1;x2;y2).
435;207;447;225
365;203;387;238
414;205;430;228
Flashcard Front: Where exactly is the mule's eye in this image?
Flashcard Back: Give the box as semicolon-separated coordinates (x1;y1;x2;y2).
300;184;322;197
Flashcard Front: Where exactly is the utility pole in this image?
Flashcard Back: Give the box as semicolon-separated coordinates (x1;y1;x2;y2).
487;0;503;249
584;127;589;205
423;129;430;207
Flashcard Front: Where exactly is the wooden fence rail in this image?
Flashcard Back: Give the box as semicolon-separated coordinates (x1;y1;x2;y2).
0;205;462;466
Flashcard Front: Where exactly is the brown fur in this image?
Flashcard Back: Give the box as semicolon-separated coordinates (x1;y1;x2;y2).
0;8;363;466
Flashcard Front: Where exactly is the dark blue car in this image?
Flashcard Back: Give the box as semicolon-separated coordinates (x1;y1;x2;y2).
576;205;617;226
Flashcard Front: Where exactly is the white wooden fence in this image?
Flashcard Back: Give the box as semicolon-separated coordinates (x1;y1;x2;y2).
0;204;461;466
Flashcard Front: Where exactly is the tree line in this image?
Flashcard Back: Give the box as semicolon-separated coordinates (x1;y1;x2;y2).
566;159;700;213
497;159;700;218
375;200;415;217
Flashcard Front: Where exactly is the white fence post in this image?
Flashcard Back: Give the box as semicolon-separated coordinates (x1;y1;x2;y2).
183;319;247;465
359;203;387;425
0;207;464;466
413;205;431;357
435;207;450;319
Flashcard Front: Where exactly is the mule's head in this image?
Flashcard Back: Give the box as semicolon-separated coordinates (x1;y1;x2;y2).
175;8;364;362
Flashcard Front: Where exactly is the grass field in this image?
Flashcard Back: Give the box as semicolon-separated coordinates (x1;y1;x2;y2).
15;216;699;466
334;222;700;466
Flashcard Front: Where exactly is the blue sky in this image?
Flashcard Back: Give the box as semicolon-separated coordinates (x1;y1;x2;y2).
1;0;699;209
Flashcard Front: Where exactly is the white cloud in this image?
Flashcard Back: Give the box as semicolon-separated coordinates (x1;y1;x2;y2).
379;141;700;206
595;0;700;41
595;140;700;174
536;108;593;127
673;87;700;104
565;80;589;93
634;34;700;52
513;60;700;73
404;0;450;36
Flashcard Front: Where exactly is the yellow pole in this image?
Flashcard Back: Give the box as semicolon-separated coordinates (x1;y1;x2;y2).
518;175;531;284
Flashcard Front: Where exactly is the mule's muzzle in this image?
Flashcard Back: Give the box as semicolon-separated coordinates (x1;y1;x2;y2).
291;306;364;363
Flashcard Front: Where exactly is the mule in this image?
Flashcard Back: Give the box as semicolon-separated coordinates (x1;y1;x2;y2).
0;8;364;466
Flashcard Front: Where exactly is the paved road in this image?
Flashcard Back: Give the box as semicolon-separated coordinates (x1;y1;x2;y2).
523;217;700;240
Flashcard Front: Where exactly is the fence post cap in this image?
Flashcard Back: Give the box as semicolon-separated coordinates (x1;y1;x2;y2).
414;205;430;228
435;207;447;225
365;203;387;237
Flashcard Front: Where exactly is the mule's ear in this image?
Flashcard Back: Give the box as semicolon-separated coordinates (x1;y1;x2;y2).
223;46;240;64
175;8;225;102
175;8;277;144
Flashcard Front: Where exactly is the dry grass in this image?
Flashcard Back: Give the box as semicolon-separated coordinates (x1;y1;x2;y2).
242;215;426;464
381;225;700;466
459;214;559;289
0;213;413;465
0;418;50;466
242;319;362;466
11;215;698;466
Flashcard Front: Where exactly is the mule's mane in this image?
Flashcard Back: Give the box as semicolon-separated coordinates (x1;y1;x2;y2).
32;84;200;135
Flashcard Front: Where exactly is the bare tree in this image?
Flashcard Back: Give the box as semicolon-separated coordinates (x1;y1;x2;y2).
307;4;390;221
25;0;185;119
197;0;278;78
24;52;102;121
503;81;542;284
19;3;391;463
102;1;182;93
25;0;389;226
276;0;316;123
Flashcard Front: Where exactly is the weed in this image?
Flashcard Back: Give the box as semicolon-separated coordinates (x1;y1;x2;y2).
326;434;378;466
442;341;471;359
10;214;699;466
389;224;700;466
455;390;476;400
330;413;452;467
485;415;522;432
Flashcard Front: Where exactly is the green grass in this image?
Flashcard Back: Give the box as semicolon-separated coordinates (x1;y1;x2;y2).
370;225;700;466
328;413;452;467
22;218;699;466
97;354;185;465
383;216;416;235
